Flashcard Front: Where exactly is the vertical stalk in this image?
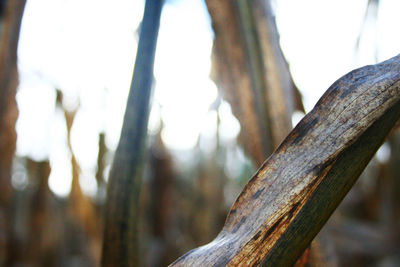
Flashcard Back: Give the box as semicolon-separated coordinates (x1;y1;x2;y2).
101;0;163;266
234;0;274;158
0;0;26;265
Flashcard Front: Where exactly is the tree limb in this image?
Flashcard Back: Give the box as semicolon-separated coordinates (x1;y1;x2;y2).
170;54;400;266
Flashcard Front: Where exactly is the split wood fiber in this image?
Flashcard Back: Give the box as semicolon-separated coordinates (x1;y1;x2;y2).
170;54;400;266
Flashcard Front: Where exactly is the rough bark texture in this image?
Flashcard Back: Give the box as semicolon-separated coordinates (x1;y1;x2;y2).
0;0;26;265
171;54;400;266
101;0;163;266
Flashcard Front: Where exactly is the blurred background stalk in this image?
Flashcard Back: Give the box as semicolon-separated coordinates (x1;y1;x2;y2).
101;0;164;266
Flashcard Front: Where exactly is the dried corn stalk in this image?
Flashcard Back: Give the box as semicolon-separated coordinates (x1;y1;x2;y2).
171;54;400;266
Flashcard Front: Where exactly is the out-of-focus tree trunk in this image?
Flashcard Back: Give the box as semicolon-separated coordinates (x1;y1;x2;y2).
146;132;176;267
25;159;61;267
206;0;303;166
8;158;64;267
0;0;26;265
207;0;272;165
384;134;400;233
249;0;299;144
101;0;163;266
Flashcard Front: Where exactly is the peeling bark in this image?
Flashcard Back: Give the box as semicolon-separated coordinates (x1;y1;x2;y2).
171;54;400;266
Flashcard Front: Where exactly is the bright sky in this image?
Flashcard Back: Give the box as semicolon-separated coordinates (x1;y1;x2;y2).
15;0;400;196
279;0;400;110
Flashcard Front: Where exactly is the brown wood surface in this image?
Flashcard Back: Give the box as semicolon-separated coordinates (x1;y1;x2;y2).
170;54;400;266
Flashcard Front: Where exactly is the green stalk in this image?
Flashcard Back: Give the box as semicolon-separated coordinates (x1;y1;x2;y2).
101;0;164;266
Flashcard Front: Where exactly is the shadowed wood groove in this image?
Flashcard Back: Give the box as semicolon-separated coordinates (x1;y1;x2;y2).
170;54;400;266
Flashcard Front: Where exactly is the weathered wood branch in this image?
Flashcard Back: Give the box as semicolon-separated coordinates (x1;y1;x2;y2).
171;54;400;266
101;0;163;266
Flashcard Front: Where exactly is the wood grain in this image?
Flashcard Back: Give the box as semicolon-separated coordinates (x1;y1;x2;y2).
170;54;400;266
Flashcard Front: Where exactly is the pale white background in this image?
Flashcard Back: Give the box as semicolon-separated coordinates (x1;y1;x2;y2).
14;0;400;196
